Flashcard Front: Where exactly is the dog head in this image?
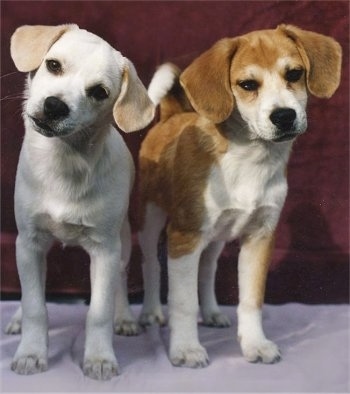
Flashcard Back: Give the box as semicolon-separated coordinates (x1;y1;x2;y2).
11;24;155;137
180;25;342;142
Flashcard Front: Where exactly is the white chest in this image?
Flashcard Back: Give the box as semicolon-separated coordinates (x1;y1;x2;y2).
202;141;290;241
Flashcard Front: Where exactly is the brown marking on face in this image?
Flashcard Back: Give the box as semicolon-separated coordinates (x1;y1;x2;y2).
230;29;306;104
181;26;341;126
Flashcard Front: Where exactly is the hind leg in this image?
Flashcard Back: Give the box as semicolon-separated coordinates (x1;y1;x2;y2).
199;241;231;328
6;305;23;335
138;202;167;326
113;218;140;336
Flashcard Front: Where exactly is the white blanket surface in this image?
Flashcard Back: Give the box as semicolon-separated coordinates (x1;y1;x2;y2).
1;302;349;393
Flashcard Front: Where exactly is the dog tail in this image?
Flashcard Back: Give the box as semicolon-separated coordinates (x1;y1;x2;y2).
148;63;193;122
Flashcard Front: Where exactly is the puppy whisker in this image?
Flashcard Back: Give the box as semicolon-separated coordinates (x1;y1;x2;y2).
0;94;25;102
0;71;21;79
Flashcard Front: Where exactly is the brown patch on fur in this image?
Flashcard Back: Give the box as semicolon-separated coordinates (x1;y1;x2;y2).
139;115;228;258
232;28;300;71
180;38;239;124
278;25;342;98
160;72;194;122
239;234;275;308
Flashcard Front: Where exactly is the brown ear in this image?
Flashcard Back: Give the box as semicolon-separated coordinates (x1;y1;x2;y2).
113;60;155;133
180;38;239;123
279;24;342;98
11;24;78;72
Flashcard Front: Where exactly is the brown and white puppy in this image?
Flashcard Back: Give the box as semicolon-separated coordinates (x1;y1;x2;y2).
138;25;342;368
7;24;155;380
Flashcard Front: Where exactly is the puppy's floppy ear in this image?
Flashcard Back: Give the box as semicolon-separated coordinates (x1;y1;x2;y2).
180;38;239;124
11;24;78;72
279;24;342;98
113;60;155;133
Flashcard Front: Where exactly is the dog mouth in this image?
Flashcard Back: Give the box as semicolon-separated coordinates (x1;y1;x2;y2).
272;133;299;143
30;116;57;137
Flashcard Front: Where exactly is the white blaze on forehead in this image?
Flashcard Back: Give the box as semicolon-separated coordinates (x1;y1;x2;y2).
237;64;263;79
276;56;304;70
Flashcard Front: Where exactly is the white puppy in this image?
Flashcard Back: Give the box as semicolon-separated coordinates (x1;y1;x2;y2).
6;24;155;380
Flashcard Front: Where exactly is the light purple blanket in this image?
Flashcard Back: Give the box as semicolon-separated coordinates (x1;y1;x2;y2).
1;302;349;392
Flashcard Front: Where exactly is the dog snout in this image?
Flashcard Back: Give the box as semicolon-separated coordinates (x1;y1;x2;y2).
44;97;70;120
270;108;296;132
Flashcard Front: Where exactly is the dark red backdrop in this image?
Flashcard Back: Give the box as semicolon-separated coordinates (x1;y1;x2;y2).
1;1;349;304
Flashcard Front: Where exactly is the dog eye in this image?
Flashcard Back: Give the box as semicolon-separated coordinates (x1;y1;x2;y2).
238;80;259;91
285;68;304;83
46;60;62;74
87;85;109;101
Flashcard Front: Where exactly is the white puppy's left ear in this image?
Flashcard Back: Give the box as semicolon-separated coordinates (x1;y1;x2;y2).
11;24;79;72
113;60;155;133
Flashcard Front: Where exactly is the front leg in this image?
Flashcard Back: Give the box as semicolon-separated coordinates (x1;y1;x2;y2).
11;234;50;375
237;233;281;364
168;236;209;368
83;242;121;380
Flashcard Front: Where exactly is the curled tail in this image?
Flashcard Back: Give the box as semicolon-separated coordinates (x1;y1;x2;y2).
148;63;193;122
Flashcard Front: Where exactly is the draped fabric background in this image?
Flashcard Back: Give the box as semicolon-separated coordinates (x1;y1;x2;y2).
1;1;349;303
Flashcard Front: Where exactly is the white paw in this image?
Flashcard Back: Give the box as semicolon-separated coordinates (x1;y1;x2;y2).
202;312;231;328
83;358;120;380
5;319;22;335
170;344;209;368
240;338;281;364
139;310;166;327
11;355;48;375
114;319;140;336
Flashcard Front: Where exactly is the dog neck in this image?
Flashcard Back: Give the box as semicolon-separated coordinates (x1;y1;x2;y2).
61;124;111;154
23;122;115;199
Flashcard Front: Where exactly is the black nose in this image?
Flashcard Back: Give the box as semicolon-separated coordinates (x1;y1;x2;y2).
44;96;70;120
270;108;296;132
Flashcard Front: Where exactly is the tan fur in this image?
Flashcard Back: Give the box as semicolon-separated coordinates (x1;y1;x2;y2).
239;234;275;309
180;38;238;123
279;24;342;98
10;24;78;72
113;61;155;133
139;115;227;258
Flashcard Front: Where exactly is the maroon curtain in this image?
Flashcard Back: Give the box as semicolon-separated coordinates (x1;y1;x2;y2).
1;1;348;303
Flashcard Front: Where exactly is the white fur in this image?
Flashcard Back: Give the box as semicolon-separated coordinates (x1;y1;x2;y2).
202;127;291;242
7;26;146;380
147;63;178;105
